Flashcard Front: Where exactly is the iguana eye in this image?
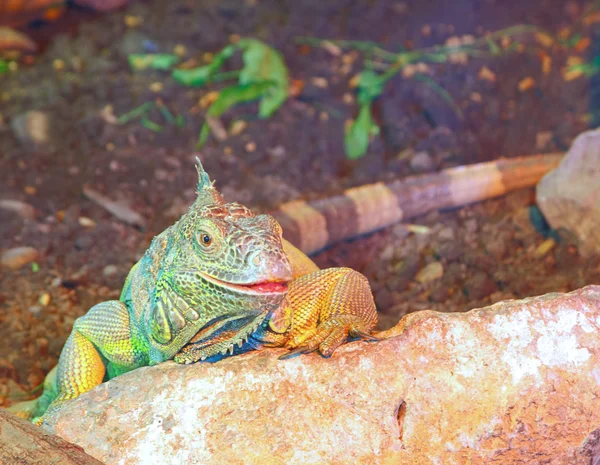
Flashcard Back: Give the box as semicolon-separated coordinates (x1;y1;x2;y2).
200;233;212;246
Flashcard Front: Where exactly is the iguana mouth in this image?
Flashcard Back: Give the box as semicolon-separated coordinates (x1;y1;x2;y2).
197;270;289;295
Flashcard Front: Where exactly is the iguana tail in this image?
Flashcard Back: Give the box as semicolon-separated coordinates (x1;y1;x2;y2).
272;153;563;255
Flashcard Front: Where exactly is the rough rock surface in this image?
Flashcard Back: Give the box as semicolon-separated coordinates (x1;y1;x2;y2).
44;286;600;465
537;129;600;257
0;408;104;465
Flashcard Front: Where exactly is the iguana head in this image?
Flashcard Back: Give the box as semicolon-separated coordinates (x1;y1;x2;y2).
149;159;293;362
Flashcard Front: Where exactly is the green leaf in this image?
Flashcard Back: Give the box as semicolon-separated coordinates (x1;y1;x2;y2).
237;39;288;86
173;64;216;87
237;39;289;118
356;69;385;104
345;103;377;160
141;116;164;132
172;44;237;87
129;54;180;71
259;83;287;118
0;60;8;74
197;82;272;148
117;102;154;124
486;38;502;55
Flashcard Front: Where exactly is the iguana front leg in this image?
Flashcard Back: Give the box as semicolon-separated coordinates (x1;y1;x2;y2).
261;239;378;358
11;300;145;423
280;267;378;358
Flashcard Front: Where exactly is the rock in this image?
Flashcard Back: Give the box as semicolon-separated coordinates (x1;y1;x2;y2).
0;409;104;465
10;110;50;146
1;247;39;270
0;199;36;220
43;286;600;464
537;129;600;257
414;261;444;284
409;151;434;172
0;27;37;53
102;264;118;277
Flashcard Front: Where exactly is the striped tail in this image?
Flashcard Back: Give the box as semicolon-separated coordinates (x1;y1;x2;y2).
272;153;563;255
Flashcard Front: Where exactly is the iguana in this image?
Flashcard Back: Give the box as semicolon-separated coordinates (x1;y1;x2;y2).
9;152;562;424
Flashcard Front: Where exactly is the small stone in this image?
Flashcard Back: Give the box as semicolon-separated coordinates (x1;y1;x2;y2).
0;199;36;220
78;216;96;228
38;293;51;306
74;235;94;250
535;131;553;150
52;59;65;71
485;236;507;260
11;110;50;146
103;265;118;277
534;238;557;258
173;44;187;56
229;120;247;136
245;142;256;153
478;66;496;82
268;146;286;158
124;15;143;28
28;305;42;316
410;151;434;172
437;226;456;242
379;245;395;261
1;247;39;270
149;82;163;93
518;77;536;92
310;77;328;88
415;262;444;284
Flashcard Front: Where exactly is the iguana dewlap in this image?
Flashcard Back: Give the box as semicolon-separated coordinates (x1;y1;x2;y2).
10;152;562;424
10;160;377;424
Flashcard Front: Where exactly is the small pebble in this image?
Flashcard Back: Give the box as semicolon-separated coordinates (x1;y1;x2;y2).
11;110;50;146
103;264;118;277
0;199;36;219
410;151;434;172
229;120;247;136
149;82;163;93
415;261;444;284
38;293;51;306
534;238;557;258
1;247;39;270
78;216;96;228
310;77;328;88
173;44;187;57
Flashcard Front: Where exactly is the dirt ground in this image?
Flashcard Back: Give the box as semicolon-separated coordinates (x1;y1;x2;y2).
1;0;599;405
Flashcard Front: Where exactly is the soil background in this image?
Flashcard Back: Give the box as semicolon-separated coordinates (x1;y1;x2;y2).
1;0;599;405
